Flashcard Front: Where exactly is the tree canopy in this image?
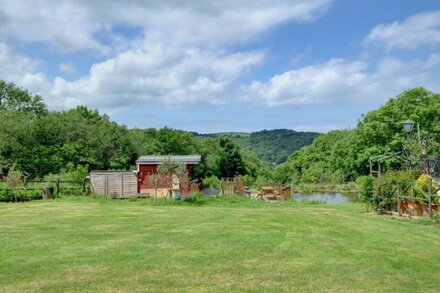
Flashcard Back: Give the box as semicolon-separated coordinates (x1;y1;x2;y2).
280;88;440;184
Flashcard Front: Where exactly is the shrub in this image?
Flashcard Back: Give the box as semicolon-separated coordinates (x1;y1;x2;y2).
434;212;440;225
0;189;14;202
239;174;255;187
296;183;314;194
5;170;23;202
253;176;270;189
0;188;42;202
356;175;376;210
372;170;416;214
415;173;438;203
202;176;220;189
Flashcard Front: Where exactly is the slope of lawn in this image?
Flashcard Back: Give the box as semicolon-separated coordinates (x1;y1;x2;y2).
0;196;439;292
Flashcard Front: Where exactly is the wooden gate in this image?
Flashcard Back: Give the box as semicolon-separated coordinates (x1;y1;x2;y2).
220;177;244;195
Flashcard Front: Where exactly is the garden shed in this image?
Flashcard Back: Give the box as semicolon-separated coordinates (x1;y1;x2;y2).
135;155;201;195
90;171;137;198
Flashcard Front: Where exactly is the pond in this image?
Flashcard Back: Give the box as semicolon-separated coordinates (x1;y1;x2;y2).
292;192;360;204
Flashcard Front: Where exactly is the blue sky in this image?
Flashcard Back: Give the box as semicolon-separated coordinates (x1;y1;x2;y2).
1;0;440;133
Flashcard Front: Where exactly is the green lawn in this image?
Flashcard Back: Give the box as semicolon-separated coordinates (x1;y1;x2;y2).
0;197;439;292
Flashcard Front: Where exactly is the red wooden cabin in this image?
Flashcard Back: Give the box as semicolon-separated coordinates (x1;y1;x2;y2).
135;155;201;195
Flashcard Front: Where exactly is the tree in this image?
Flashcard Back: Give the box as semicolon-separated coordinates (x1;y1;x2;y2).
218;137;245;178
5;170;23;202
0;80;47;115
149;173;162;204
155;157;190;200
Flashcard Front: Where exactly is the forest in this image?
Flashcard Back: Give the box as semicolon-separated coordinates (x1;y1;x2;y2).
194;129;319;164
1;80;440;187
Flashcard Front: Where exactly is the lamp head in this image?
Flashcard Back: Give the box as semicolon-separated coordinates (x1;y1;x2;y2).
402;119;415;135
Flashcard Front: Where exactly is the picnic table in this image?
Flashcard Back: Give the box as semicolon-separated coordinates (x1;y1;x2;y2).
261;186;275;195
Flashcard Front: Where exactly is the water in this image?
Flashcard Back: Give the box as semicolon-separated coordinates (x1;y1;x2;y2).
292;192;360;204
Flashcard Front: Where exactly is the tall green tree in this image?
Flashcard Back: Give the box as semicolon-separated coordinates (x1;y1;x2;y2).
0;80;47;115
218;137;245;178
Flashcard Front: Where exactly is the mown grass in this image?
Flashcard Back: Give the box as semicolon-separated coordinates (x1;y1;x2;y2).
0;196;439;292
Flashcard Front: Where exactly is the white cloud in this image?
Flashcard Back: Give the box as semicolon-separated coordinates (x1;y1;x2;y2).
0;0;331;53
0;1;109;53
364;10;440;51
46;48;264;110
0;43;38;80
59;62;76;75
0;0;331;111
244;55;440;106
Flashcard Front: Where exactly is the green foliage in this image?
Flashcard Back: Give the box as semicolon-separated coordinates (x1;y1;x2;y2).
372;170;415;214
218;137;245;178
194;129;319;164
0;189;14;202
5;170;23;202
433;212;440;225
44;163;88;183
202;175;220;189
0;105;137;177
239;174;255;186
4;170;23;190
253;175;270;189
0;188;42;202
282;88;440;184
356;175;375;209
0;80;47;115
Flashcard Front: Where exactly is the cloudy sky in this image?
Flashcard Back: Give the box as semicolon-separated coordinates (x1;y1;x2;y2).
1;0;439;133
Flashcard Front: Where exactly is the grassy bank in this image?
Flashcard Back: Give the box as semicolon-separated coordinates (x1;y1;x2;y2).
1;197;439;292
294;182;361;194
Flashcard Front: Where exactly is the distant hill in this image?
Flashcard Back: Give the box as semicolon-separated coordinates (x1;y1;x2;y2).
193;129;320;164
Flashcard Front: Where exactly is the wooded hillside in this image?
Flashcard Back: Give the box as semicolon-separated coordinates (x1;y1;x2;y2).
194;129;319;164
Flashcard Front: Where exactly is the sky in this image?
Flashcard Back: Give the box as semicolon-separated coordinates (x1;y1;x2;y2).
0;0;440;133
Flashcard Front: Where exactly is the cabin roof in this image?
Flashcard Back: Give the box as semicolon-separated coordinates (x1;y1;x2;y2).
136;155;201;165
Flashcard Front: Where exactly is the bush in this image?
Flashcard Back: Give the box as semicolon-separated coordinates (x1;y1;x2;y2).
0;188;42;202
202;176;220;189
253;176;270;189
415;174;438;203
44;163;89;183
372;170;416;214
0;189;14;202
239;174;255;187
356;175;376;210
296;183;314;194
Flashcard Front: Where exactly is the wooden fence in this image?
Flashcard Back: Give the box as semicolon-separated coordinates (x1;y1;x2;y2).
0;177;89;198
220;177;244;195
376;180;440;218
90;171;137;198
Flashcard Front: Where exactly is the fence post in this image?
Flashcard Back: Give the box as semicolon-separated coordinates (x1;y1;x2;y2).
56;178;60;196
23;176;28;189
82;177;87;194
397;183;401;216
428;178;432;218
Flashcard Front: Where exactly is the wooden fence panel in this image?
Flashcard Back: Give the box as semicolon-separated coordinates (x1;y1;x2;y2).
90;171;137;198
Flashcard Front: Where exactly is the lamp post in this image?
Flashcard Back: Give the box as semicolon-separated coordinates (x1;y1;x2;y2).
402;119;415;140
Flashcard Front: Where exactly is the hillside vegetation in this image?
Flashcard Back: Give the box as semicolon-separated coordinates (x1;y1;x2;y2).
279;88;440;183
194;129;319;164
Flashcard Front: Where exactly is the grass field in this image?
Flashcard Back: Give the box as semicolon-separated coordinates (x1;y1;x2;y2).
1;196;439;292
